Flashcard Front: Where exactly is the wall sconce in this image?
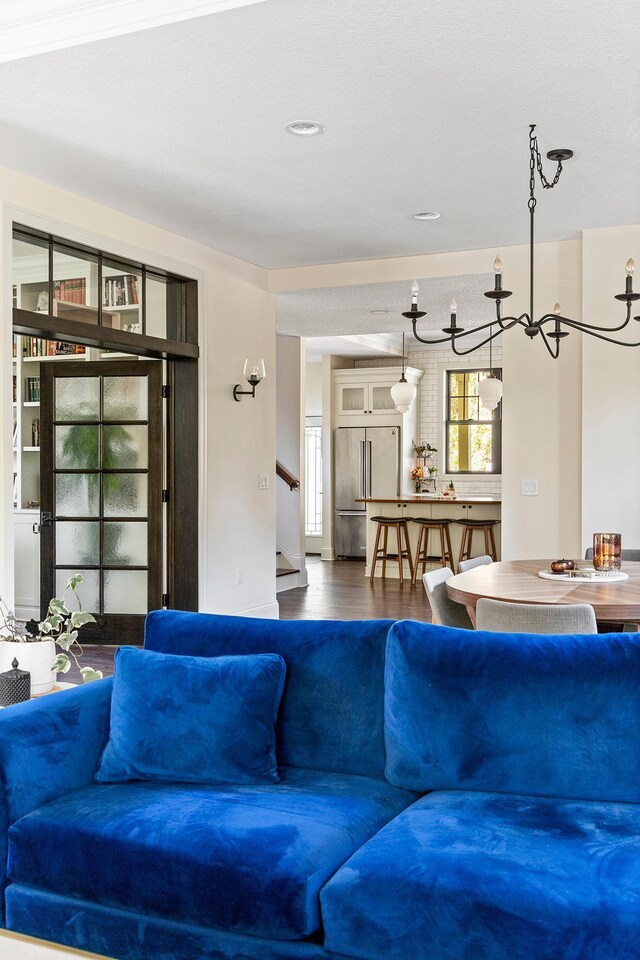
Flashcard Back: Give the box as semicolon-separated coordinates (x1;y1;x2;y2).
233;358;266;401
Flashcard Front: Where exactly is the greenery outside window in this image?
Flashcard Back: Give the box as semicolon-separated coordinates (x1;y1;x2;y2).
446;369;501;474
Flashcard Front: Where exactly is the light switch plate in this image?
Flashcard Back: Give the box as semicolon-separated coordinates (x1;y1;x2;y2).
521;479;539;496
259;473;269;490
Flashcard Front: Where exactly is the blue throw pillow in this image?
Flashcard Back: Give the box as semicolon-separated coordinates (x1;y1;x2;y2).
96;646;286;785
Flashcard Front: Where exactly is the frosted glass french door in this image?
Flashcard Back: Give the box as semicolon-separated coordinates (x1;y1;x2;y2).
39;360;163;643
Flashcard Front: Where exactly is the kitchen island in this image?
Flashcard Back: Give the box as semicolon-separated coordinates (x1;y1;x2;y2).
356;496;501;579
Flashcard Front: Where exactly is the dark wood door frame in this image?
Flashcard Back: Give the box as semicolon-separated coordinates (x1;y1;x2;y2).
13;316;199;636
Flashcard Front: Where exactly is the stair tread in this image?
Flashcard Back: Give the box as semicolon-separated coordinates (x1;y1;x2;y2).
277;567;300;577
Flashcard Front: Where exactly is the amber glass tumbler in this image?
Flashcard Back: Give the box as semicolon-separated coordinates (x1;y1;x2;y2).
592;533;622;571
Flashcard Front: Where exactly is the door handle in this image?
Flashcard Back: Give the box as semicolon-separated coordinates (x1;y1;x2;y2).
32;523;39;535
40;512;53;528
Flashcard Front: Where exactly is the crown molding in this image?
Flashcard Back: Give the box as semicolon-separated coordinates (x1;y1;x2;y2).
0;0;268;62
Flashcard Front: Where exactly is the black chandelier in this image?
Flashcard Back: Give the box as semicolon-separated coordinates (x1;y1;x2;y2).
404;125;639;361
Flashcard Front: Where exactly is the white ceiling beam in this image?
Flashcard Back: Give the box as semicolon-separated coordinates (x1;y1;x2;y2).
0;0;268;63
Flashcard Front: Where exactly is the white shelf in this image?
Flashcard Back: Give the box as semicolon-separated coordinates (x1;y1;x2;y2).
103;303;139;311
22;446;40;452
23;401;40;407
22;354;86;362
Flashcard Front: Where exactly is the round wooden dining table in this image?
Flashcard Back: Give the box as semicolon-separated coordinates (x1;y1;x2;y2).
446;559;640;627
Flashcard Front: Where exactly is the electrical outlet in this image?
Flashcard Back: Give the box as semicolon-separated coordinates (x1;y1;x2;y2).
236;567;243;585
521;480;539;496
259;473;269;490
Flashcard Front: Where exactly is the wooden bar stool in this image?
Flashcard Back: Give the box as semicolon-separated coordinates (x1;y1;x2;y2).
369;516;414;584
456;519;500;570
411;519;454;584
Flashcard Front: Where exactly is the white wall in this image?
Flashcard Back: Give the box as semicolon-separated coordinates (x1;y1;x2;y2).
581;224;640;554
275;335;305;579
270;237;584;560
0;165;278;617
304;359;323;416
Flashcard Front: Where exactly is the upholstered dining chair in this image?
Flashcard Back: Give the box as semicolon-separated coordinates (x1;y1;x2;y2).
458;554;494;573
422;568;473;629
476;599;597;634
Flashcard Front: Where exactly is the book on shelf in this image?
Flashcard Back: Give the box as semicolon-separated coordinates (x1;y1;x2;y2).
25;377;40;402
12;420;17;451
31;419;40;447
54;277;86;304
104;274;139;308
22;337;85;358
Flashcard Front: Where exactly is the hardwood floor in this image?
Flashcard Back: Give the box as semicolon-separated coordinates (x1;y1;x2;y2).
68;559;433;683
278;557;433;622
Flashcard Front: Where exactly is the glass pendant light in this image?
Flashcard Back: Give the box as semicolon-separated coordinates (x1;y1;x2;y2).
477;332;502;411
391;333;416;413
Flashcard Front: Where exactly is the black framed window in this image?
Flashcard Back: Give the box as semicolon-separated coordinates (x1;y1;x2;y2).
446;369;501;474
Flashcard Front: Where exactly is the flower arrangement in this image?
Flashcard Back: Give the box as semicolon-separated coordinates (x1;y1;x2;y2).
0;574;103;683
410;466;425;482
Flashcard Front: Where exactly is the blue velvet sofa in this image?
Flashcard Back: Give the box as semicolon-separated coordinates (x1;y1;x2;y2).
1;610;640;960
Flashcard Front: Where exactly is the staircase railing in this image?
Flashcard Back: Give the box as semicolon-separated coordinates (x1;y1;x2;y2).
276;461;300;491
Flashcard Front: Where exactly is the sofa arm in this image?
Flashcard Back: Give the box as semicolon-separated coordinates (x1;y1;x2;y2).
0;679;112;826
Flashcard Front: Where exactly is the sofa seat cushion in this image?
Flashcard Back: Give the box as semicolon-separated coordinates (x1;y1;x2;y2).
321;790;640;960
8;766;415;942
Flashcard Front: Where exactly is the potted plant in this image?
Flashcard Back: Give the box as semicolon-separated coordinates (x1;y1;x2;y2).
0;574;103;694
412;441;437;460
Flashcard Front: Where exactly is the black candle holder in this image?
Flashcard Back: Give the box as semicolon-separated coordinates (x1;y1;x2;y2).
0;658;31;707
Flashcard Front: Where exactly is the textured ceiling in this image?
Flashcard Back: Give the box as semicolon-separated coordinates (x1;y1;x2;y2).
277;275;494;338
0;0;638;268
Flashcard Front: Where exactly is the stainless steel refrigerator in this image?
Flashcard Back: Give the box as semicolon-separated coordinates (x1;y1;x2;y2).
334;426;401;558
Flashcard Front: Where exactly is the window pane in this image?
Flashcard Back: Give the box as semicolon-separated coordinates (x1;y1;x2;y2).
449;372;464;398
466;372;479;393
56;570;100;614
56;474;100;517
56;425;99;469
13;235;48;311
449;397;461;420
103;425;148;469
465;397;478;421
469;425;494;472
55;377;99;421
103;522;147;566
448;425;460;471
52;245;98;321
56;521;100;566
103;376;148;421
146;274;169;339
103;474;147;517
103;261;142;334
103;570;147;614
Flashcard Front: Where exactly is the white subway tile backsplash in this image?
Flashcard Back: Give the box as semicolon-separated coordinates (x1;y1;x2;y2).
359;345;503;496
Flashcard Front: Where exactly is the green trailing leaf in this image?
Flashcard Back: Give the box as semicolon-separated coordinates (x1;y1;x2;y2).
69;611;96;629
53;654;71;673
48;599;67;616
56;630;79;651
66;574;84;592
80;667;104;683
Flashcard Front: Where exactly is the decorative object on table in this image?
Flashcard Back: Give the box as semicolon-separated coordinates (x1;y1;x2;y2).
403;125;638;360
233;358;266;401
0;658;30;707
390;333;416;413
0;574;102;694
550;559;575;574
442;480;457;499
410;465;424;492
538;569;628;583
593;533;622;571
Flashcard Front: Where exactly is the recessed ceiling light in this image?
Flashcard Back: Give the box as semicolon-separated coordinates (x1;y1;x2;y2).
285;120;325;137
370;309;390;315
412;211;441;220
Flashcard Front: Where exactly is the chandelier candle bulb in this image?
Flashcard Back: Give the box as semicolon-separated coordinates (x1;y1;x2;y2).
450;299;457;319
554;303;562;315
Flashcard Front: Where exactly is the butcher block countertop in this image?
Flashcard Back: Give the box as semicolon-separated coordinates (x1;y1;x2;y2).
355;496;501;504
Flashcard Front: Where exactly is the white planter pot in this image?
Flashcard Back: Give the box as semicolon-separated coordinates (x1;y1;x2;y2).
0;639;57;695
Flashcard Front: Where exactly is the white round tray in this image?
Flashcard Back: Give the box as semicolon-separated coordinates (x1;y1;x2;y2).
538;570;629;583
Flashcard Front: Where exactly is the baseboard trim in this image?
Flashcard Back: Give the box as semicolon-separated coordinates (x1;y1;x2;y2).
228;601;280;619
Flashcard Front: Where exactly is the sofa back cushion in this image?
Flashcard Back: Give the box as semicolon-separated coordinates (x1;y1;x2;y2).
145;610;392;780
385;620;640;801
